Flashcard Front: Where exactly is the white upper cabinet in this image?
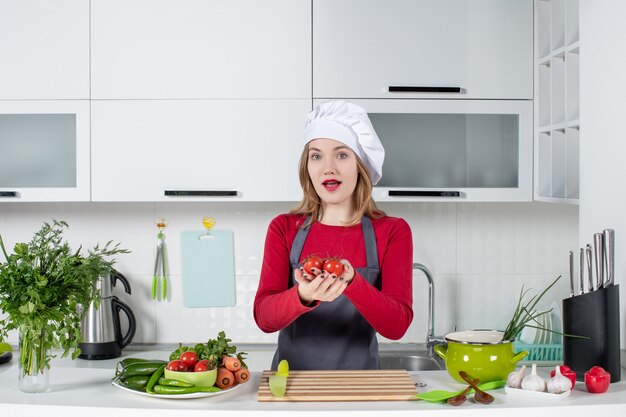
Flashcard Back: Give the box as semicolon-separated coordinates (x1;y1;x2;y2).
91;0;311;99
313;0;533;100
0;0;89;99
0;100;91;201
91;100;308;202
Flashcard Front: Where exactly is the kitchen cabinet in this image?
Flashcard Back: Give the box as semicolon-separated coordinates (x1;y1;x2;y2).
91;100;309;202
91;0;311;100
337;99;533;202
313;0;533;100
0;0;89;99
0;100;90;202
535;0;580;204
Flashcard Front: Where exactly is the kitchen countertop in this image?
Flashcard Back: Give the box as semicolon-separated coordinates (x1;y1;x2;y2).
1;350;626;417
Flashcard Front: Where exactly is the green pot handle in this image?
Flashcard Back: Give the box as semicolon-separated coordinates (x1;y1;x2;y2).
511;350;528;364
433;344;447;360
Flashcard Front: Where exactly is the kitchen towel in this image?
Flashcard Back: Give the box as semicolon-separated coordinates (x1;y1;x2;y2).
180;230;236;307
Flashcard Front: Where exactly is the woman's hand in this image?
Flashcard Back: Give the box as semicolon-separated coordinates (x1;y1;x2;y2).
294;259;356;305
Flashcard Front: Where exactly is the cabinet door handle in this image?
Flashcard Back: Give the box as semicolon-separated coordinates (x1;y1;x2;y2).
388;190;461;197
388;86;462;93
0;191;19;198
164;190;238;197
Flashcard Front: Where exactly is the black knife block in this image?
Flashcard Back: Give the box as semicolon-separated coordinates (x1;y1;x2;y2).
562;284;620;382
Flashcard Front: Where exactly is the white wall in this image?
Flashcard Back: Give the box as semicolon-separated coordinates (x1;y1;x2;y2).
0;201;577;346
580;1;626;350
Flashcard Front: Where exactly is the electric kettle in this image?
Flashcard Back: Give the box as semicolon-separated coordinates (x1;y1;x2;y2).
78;271;136;360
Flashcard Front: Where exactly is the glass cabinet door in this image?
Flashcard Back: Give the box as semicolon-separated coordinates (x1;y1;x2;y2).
0;101;90;201
317;99;532;202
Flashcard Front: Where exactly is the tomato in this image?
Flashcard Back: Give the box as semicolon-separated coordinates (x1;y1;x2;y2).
550;365;577;388
166;360;188;372
179;351;198;369
585;366;610;393
194;359;210;372
302;255;323;275
323;258;344;276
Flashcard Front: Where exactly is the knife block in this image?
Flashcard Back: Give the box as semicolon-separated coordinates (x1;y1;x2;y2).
562;284;620;382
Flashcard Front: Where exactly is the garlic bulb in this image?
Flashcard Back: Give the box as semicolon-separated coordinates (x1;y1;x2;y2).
521;363;547;392
507;365;527;388
547;365;573;394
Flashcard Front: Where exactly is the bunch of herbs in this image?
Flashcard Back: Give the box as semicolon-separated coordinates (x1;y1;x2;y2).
0;220;128;376
170;331;247;368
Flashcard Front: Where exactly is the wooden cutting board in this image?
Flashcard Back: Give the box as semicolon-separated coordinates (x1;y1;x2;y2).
257;370;418;402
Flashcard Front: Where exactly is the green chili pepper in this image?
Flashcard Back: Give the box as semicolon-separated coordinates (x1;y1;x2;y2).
120;362;168;378
152;385;222;395
146;364;166;395
157;377;194;387
119;375;150;391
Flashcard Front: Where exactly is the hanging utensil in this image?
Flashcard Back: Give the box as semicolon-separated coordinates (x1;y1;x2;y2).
603;229;615;288
593;233;604;290
152;218;169;301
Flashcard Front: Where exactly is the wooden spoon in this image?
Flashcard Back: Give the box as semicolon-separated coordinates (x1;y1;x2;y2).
446;378;478;406
459;371;495;404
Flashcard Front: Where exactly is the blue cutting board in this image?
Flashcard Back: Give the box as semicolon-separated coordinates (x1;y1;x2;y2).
180;230;236;307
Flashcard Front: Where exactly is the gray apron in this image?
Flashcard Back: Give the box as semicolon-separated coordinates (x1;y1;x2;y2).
270;216;381;370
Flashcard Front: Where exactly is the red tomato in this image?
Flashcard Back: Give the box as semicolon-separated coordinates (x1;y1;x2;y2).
194;359;210;372
550;365;577;388
302;255;323;275
179;351;198;370
585;366;610;393
323;258;344;276
166;360;188;372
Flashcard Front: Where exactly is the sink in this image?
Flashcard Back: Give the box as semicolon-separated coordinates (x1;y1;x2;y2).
379;352;444;371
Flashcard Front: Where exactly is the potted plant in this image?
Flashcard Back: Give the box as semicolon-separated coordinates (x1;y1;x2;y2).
0;220;128;392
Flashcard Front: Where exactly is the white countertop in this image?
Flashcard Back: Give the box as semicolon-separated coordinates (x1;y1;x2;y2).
1;350;626;417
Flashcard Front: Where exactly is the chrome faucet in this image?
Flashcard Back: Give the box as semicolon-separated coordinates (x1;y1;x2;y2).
413;263;446;367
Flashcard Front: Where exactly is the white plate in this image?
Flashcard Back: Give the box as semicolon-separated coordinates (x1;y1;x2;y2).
112;380;242;399
505;386;571;400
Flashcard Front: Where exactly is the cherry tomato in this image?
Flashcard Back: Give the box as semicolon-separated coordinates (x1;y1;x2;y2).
550;365;577;388
585;366;610;393
166;360;188;372
302;255;323;275
323;258;344;276
194;359;210;372
179;351;198;370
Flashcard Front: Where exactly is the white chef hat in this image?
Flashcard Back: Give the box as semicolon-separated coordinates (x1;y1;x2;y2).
303;101;385;185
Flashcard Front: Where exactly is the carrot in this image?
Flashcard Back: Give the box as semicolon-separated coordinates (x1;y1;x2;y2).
221;355;241;372
234;367;250;384
216;367;235;389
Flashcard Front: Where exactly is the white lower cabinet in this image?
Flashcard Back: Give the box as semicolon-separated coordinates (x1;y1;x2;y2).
91;100;310;202
0;100;90;202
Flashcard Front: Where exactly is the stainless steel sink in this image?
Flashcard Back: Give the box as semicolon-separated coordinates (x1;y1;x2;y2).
379;352;444;371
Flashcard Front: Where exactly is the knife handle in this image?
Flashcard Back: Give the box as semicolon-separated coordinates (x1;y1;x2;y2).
586;244;594;292
568;251;574;297
603;229;615;287
593;233;604;290
579;248;585;295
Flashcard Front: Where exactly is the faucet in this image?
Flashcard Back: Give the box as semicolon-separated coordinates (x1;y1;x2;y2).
413;263;446;368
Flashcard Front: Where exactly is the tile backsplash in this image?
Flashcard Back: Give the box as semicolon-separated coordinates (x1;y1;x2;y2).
0;202;578;346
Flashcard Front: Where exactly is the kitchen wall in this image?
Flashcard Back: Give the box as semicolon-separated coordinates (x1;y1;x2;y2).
0;201;577;346
580;0;626;353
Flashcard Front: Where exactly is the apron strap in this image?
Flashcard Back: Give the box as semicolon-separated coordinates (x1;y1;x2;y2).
289;215;379;269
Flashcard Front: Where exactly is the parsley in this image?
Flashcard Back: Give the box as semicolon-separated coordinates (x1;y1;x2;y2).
0;220;128;375
170;331;247;368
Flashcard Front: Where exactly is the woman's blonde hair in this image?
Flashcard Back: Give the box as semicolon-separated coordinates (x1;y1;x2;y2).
291;143;385;228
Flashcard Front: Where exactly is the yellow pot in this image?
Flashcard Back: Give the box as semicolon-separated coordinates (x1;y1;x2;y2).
434;330;528;383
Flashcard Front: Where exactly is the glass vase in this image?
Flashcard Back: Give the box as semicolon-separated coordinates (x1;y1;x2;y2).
18;328;49;393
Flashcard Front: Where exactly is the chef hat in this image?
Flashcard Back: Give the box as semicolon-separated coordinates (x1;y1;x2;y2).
303;101;385;185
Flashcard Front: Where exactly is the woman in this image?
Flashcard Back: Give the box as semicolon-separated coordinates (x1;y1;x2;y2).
253;101;413;370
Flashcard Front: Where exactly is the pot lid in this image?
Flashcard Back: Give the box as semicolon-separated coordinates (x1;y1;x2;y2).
444;330;507;344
